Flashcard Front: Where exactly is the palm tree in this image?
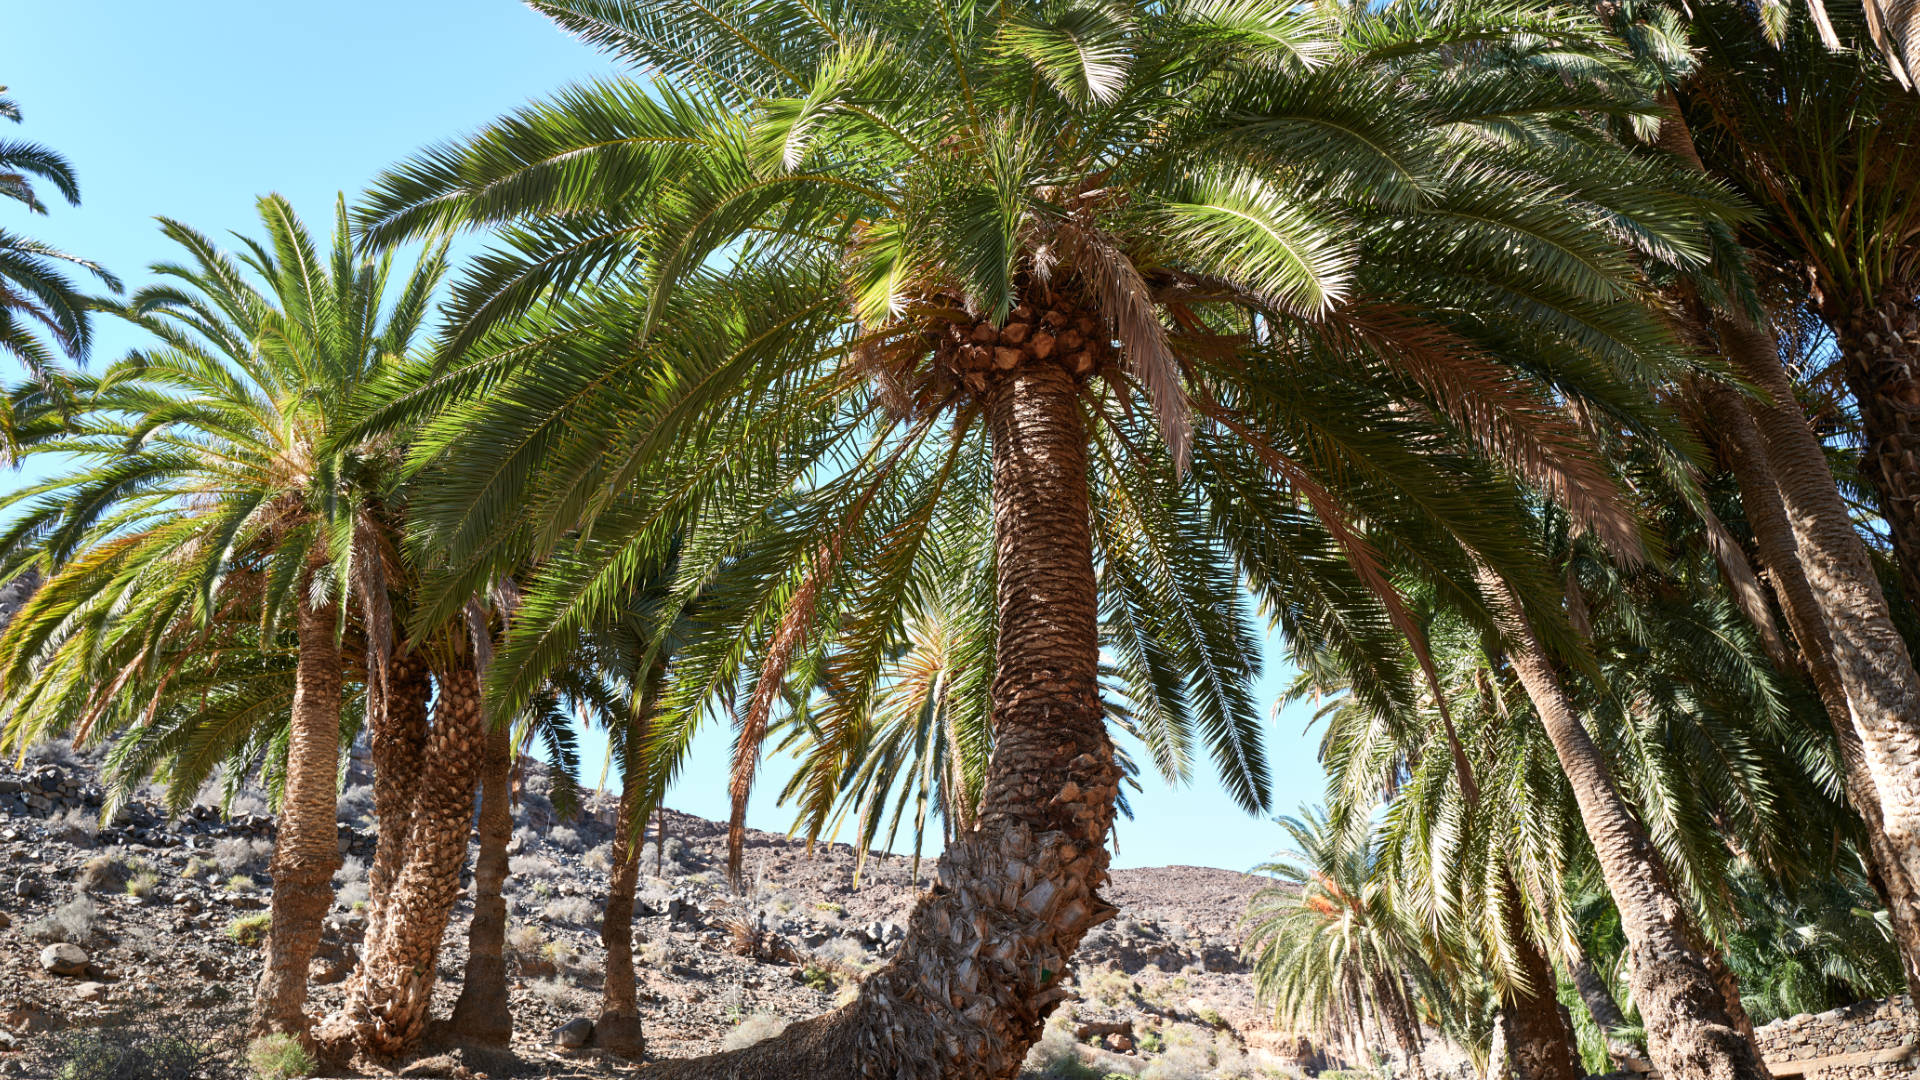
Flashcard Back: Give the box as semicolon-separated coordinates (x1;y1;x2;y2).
1314;493;1875;1077
353;0;1737;1073
1244;809;1446;1080
0;88;120;393
1684;11;1920;608
320;626;489;1058
0;194;445;1042
1632;5;1920;991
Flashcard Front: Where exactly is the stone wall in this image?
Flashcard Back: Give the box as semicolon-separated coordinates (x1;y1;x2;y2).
1754;996;1919;1080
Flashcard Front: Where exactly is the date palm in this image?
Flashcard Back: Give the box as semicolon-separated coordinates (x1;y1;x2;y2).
0;194;444;1042
354;0;1735;1074
1683;8;1920;608
1313;504;1867;1077
1245;808;1447;1080
1625;0;1920;993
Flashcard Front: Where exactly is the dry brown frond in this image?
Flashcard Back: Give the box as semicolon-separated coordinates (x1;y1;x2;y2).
1333;302;1643;565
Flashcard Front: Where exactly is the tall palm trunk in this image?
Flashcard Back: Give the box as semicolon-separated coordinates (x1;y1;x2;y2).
646;355;1118;1080
363;647;430;955
1697;382;1920;999
1661;108;1920;989
321;662;487;1058
1478;568;1767;1080
1498;871;1581;1080
1718;315;1920;958
595;735;648;1059
1834;295;1920;605
446;720;514;1046
251;590;346;1041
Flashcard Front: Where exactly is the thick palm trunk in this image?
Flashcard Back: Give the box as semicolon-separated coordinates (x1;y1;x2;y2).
644;356;1117;1080
1834;296;1920;605
251;592;346;1040
1499;873;1581;1080
321;663;487;1058
1697;382;1920;999
1479;568;1766;1080
446;719;514;1046
363;647;430;955
595;739;647;1059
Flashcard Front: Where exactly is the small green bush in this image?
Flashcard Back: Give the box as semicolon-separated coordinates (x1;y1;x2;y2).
799;964;837;992
247;1034;314;1080
56;1028;206;1080
226;913;272;947
226;874;256;894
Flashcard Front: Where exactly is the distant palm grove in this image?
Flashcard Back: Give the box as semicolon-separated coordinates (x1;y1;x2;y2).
2;0;1919;1077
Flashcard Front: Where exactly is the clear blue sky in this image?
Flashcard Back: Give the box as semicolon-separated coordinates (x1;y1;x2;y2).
4;1;1325;872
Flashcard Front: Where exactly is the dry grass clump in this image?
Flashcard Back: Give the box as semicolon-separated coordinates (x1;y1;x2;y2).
719;1012;789;1051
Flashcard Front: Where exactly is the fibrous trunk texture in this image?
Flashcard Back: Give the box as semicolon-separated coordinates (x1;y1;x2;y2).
1659;106;1920;998
250;591;345;1041
1698;381;1920;1000
1499;873;1581;1080
446;719;514;1046
1376;974;1428;1080
596;733;648;1059
1479;568;1767;1080
1718;314;1920;990
362;647;430;956
1835;296;1920;606
322;663;486;1058
643;349;1117;1080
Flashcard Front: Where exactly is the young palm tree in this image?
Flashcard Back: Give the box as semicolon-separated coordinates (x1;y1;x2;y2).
0;89;119;391
354;0;1735;1073
0;195;445;1042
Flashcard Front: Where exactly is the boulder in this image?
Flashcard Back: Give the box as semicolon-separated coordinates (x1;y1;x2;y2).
40;943;88;976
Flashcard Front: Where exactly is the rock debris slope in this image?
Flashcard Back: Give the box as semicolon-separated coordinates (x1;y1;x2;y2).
0;744;1305;1078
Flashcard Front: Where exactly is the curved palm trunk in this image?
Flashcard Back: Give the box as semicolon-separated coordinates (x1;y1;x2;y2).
251;592;346;1041
645;358;1118;1079
1698;382;1920;1000
446;719;514;1046
1499;872;1581;1080
1718;315;1920;965
595;735;648;1059
1478;568;1766;1080
1660;108;1920;993
1834;295;1920;606
1569;945;1647;1071
321;662;487;1058
363;647;430;955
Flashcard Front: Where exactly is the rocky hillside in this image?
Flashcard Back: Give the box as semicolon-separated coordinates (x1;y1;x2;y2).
0;742;1312;1078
